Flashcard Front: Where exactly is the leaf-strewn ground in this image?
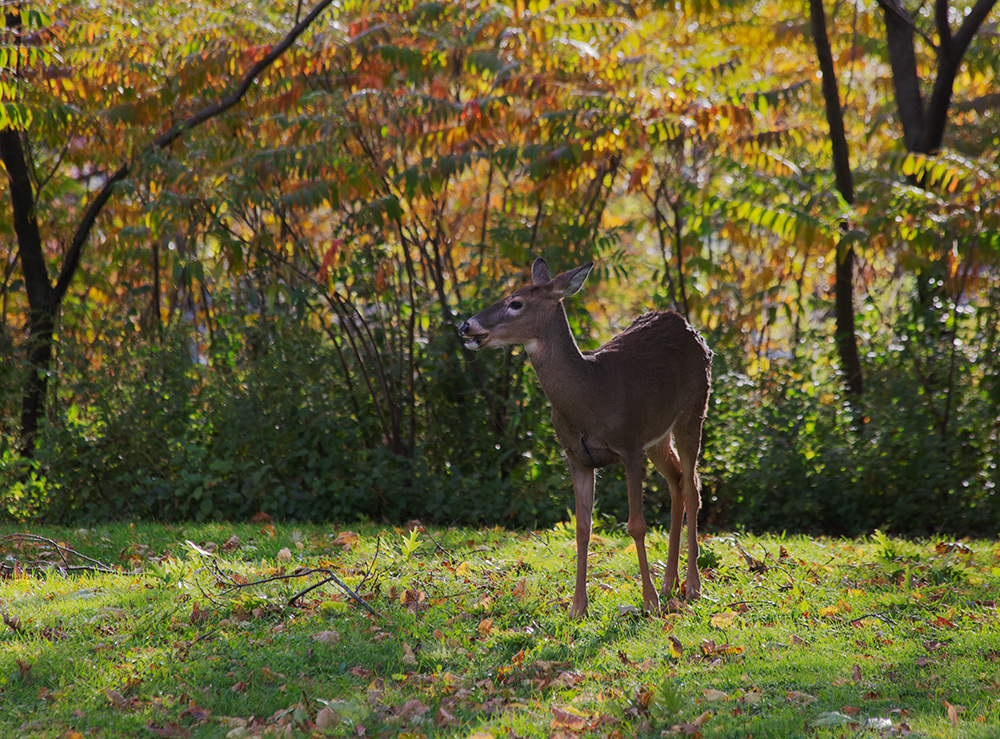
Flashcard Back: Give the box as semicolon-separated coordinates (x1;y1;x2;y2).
1;522;998;738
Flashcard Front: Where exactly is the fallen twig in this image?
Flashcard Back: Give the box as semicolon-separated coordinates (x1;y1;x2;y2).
211;560;382;618
849;612;899;627
0;533;117;576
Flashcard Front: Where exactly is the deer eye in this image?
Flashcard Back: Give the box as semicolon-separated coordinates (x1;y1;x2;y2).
509;300;523;311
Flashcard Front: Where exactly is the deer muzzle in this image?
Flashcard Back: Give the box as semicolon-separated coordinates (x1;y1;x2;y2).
459;319;489;350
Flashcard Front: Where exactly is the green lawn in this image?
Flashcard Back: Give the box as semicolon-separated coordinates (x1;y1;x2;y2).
1;521;998;738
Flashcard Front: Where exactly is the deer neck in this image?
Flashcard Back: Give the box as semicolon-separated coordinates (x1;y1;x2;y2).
523;306;590;407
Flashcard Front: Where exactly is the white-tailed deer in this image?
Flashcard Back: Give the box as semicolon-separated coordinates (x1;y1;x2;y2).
460;258;712;618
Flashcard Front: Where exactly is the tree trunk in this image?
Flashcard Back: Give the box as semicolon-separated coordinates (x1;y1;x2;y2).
0;129;58;458
808;0;865;398
878;0;999;153
878;0;926;150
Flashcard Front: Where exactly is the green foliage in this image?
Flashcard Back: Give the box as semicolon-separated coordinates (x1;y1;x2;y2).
704;306;1000;536
7;294;572;526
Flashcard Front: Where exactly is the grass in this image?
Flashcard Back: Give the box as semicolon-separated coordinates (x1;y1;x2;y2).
1;520;998;738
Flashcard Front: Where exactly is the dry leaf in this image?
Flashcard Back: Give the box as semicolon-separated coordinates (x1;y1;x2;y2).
312;630;341;644
332;531;359;548
550;705;588;732
402;643;418;665
668;635;684;659
944;701;963;727
316;705;341;730
709;611;738;629
786;691;818;705
435;707;458;727
276;547;292;563
703;689;729;701
478;618;494;636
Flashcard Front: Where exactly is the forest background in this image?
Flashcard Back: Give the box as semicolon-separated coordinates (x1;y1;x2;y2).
1;0;998;535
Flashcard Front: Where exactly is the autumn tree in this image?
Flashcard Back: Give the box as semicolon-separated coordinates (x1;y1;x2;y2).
1;0;336;457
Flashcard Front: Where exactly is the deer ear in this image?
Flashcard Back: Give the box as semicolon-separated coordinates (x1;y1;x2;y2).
551;262;593;297
531;258;551;285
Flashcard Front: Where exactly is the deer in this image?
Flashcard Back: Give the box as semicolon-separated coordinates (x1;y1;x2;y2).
459;258;712;618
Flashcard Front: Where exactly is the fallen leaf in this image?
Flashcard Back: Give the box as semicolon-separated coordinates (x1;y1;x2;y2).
332;531;359;548
190;602;211;625
786;691;818;705
435;706;459;727
276;547;293;563
394;699;429;721
478;618;494;636
402;643;418;665
316;705;341;730
703;689;729;701
179;703;212;721
944;701;963;727
550;705;588;732
145;721;190;738
668;635;683;659
312;630;341;644
709;611;738;629
813;712;859;728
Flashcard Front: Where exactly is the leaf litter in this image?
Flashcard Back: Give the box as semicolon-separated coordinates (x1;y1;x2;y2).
0;526;998;737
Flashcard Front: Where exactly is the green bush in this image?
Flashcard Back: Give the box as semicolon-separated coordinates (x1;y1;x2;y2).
3;289;998;537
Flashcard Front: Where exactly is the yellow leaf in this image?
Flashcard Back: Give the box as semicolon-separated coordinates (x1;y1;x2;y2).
710;611;739;629
455;561;472;576
478;618;494;636
668;635;683;659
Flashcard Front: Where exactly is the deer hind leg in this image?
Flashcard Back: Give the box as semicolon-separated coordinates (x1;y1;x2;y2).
648;435;684;599
568;458;596;619
673;412;705;600
622;453;660;614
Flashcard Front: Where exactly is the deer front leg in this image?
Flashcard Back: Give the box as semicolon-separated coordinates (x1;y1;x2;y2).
568;459;595;619
623;454;660;614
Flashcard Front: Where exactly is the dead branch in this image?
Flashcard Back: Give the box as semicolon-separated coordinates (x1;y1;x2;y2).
0;533;117;576
210;560;382;618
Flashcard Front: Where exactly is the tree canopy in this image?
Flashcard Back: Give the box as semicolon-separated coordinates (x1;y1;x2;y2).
2;0;999;533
